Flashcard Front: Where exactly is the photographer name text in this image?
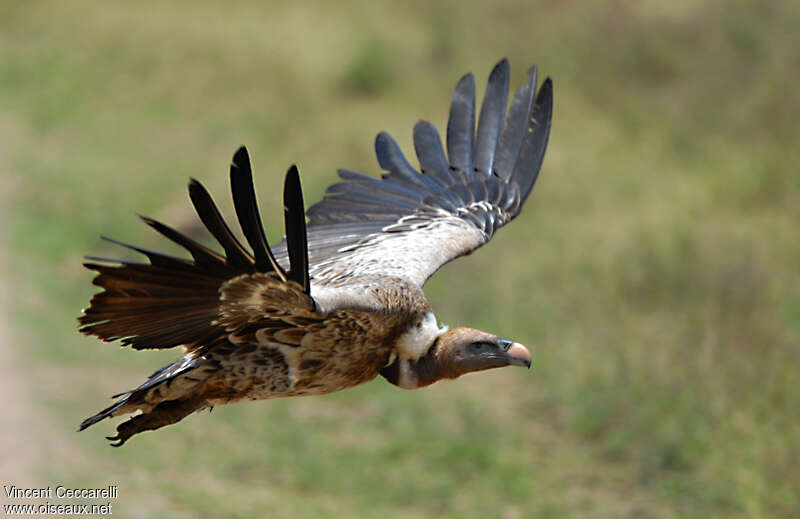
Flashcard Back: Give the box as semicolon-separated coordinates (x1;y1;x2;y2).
4;485;117;500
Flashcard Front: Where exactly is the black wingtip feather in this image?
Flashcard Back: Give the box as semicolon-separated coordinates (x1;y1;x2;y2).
494;65;538;182
474;59;510;176
413;120;454;185
138;214;228;270
99;235;193;270
188;178;255;270
447;72;477;182
283;165;310;294
376;132;441;191
229;146;288;280
510;76;553;209
232;146;250;171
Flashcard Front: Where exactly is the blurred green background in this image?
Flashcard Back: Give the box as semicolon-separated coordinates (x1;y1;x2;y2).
2;1;798;517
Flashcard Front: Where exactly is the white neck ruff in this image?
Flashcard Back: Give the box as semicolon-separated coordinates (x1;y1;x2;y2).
395;312;447;361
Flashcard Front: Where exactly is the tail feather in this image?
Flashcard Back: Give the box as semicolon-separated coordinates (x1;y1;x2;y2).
78;398;129;432
79;355;217;445
105;397;207;447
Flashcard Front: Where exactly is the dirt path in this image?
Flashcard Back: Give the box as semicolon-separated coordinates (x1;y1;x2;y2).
0;249;40;486
0;125;41;487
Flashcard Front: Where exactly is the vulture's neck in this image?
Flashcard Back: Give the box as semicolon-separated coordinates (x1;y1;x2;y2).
394;312;445;360
381;340;456;389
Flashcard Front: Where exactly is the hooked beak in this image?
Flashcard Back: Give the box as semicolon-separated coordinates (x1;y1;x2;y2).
502;341;531;369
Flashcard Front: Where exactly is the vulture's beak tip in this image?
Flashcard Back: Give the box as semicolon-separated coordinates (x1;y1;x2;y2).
507;342;531;369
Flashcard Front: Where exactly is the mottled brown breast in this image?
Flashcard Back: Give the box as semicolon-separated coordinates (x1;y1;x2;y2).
203;273;431;403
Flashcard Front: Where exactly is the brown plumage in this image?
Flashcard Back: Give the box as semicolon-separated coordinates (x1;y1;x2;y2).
78;59;551;445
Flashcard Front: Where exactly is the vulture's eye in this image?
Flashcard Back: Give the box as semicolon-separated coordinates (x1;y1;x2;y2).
469;342;492;353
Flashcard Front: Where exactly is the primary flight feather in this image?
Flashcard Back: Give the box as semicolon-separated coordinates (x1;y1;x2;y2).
78;59;553;446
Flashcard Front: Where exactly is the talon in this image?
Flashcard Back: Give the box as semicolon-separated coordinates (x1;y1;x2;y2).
106;434;127;447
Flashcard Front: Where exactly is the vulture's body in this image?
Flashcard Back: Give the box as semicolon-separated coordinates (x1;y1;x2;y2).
79;59;552;446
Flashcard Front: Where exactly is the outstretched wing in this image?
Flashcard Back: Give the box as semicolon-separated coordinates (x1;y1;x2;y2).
78;149;313;351
274;59;553;288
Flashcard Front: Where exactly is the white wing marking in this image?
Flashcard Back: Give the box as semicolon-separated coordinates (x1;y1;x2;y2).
309;217;487;287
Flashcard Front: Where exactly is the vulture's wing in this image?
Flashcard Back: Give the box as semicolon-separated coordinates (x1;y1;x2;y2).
78;149;314;351
273;60;553;288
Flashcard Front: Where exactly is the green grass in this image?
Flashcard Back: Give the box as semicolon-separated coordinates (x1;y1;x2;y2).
3;1;799;517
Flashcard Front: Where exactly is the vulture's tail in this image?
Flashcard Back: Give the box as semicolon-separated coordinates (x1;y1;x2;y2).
79;354;220;446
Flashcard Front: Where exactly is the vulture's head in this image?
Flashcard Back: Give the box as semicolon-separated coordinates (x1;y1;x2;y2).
382;327;531;389
433;327;531;378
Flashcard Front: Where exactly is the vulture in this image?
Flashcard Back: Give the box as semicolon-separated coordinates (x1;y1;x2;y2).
78;59;553;446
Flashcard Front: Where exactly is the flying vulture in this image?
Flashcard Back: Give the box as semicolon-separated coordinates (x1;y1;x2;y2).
78;59;553;446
